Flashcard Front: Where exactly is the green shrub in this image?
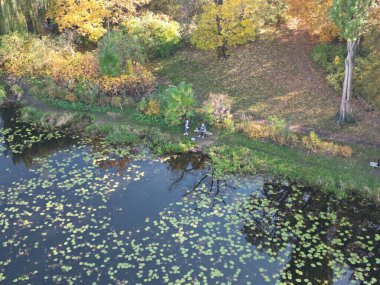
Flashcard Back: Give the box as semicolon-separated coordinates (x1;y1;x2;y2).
355;52;380;110
136;83;196;126
10;84;23;98
137;97;161;116
85;123;114;136
312;43;331;69
208;145;256;178
132;111;164;124
154;141;193;155
268;116;290;142
18;106;47;125
105;126;139;145
312;43;346;92
74;81;99;105
123;13;181;58
158;82;197;125
72;81;100;105
141;127;168;145
140;127;171;153
311;43;346;72
98;31;146;76
261;0;287;25
326;69;345;91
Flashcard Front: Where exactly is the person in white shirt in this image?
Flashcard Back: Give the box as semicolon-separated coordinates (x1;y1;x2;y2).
184;119;190;135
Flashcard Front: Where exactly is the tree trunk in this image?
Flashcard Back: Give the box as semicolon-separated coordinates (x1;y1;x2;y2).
215;0;227;58
338;39;357;124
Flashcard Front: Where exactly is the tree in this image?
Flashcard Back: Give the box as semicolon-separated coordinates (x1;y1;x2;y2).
330;0;375;124
159;82;197;125
47;0;150;42
285;0;339;42
0;0;53;34
98;31;145;76
48;0;110;42
123;13;181;58
191;0;267;58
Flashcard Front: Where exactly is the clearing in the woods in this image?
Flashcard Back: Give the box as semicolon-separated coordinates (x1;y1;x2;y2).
153;24;380;149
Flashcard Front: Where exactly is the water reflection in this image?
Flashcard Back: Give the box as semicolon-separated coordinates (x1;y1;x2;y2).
240;180;380;284
167;153;206;171
0;107;75;167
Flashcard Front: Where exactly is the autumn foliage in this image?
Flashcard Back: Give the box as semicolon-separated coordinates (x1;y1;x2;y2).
285;0;339;42
47;0;151;42
47;0;111;42
191;0;266;56
0;34;155;104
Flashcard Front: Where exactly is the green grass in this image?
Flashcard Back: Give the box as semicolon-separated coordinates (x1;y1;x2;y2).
217;133;380;199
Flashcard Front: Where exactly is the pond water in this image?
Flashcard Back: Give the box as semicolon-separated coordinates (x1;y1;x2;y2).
0;107;379;285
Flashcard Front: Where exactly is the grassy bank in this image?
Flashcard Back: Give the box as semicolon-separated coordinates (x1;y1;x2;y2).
17;104;196;156
16;101;380;201
215;133;380;200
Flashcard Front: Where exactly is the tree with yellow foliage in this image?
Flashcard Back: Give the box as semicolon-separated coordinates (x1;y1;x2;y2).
191;0;267;58
48;0;110;42
285;0;339;42
48;0;150;42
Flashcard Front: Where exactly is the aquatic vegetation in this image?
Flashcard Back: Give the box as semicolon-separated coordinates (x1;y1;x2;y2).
1;125;62;154
0;110;378;284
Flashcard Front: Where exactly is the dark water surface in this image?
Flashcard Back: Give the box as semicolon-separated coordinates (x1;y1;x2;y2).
0;107;379;284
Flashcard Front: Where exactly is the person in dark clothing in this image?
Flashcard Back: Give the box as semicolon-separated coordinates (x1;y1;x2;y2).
198;123;206;138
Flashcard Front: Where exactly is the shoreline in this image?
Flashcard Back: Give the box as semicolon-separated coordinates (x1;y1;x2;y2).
3;93;379;202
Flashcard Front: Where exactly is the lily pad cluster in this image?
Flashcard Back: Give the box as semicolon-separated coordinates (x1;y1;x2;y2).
1;125;62;154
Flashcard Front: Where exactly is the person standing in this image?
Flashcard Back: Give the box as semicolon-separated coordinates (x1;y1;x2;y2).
199;122;206;138
184;119;190;135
